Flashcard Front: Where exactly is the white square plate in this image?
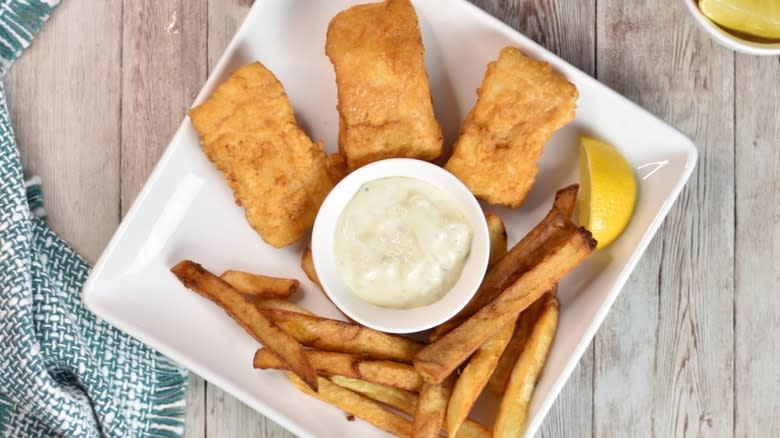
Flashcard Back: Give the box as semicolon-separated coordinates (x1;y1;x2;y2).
83;1;697;436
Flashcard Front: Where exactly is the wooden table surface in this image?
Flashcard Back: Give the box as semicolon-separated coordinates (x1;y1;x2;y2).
9;0;777;436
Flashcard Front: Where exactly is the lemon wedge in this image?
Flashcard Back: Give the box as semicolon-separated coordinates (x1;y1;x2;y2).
699;0;780;40
578;136;637;249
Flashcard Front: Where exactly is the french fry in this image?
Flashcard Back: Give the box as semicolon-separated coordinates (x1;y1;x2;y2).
331;376;492;438
254;298;313;315
260;307;424;362
412;376;455;438
300;248;322;289
487;185;576;394
429;208;571;342
331;376;418;413
447;319;515;436
486;212;508;268
220;270;298;298
494;295;559;437
487;290;552;395
288;373;412;437
552;184;578;219
170;261;318;391
254;348;423;392
414;225;594;384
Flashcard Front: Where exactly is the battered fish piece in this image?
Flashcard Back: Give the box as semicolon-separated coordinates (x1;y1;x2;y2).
189;62;332;248
324;152;348;184
326;0;442;170
445;47;578;207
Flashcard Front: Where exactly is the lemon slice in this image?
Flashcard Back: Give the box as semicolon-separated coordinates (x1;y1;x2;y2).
699;0;780;40
578;136;637;249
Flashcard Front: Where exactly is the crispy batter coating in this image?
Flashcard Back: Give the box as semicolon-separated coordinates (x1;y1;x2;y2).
326;0;442;170
445;47;578;207
189;62;332;248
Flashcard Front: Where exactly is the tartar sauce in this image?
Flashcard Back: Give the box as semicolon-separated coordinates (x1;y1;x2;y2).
334;177;472;309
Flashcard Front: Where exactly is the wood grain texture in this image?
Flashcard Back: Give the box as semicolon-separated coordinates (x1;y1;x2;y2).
120;0;208;210
120;1;208;436
469;0;595;76
594;1;735;437
734;54;780;437
468;2;596;437
5;0;122;263
184;374;206;438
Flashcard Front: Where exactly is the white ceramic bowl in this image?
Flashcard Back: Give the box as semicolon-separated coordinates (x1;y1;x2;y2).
683;0;780;56
311;158;490;333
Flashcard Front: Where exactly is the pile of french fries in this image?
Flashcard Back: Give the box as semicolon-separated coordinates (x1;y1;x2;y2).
171;184;595;437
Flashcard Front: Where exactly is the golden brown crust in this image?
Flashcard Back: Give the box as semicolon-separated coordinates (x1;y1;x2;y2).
170;260;318;390
414;225;593;384
412;376;454;438
260;308;425;362
445;47;578;207
189;62;332;248
326;0;442;170
254;348;423;392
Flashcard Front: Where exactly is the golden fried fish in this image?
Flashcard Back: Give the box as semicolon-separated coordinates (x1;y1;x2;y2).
445;47;578;208
189;62;332;248
326;0;443;170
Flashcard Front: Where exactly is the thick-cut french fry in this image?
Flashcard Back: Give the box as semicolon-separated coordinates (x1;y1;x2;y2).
431;185;576;342
486;212;508;268
260;307;424;362
412;376;454;438
254;348;423;392
553;184;578;219
300;248;322;289
429;208;570;342
495;295;559;437
486;185;576;394
288;374;412;437
220;270;298;298
331;376;492;438
447;319;515;436
254;298;313;315
331;376;418;412
414;225;594;384
170;261;318;391
487;290;552;395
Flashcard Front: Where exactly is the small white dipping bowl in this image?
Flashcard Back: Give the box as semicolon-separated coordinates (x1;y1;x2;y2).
683;0;780;56
311;158;490;334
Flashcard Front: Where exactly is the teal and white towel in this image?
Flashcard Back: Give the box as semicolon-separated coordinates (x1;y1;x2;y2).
0;1;188;436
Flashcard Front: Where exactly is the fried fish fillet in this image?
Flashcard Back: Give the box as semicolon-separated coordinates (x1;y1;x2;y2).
189;62;332;248
326;0;443;170
445;47;578;207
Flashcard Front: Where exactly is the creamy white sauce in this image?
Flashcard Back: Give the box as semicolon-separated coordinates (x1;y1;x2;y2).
334;177;472;309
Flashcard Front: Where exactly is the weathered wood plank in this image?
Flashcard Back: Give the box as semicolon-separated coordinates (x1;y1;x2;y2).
468;1;596;436
469;0;595;75
184;373;206;438
120;1;208;436
5;0;122;263
594;1;735;437
120;0;208;211
734;54;779;437
202;2;296;436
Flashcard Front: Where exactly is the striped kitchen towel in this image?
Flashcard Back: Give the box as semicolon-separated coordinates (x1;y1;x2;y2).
0;1;188;437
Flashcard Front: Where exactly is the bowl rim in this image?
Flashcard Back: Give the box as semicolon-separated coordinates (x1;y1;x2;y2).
310;158;490;334
682;0;780;55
